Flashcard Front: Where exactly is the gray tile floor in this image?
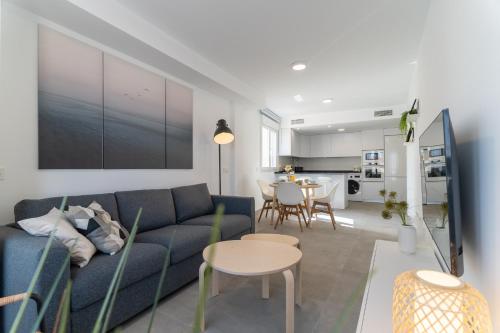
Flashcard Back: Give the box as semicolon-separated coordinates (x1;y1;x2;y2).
120;202;397;333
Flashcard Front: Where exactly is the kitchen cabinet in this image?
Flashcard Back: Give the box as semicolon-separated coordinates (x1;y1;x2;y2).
362;129;384;150
279;128;292;156
385;177;407;201
362;182;385;203
331;132;362;157
309;134;332;157
384;134;407;200
298;134;310;157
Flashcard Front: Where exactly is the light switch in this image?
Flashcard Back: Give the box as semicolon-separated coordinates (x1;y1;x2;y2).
0;167;5;180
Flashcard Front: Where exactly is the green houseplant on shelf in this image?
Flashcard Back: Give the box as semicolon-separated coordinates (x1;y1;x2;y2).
379;190;416;254
399;98;419;144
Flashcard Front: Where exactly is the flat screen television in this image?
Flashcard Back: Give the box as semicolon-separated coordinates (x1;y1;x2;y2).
419;109;463;276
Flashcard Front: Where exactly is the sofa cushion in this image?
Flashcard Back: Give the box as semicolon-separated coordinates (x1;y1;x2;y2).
115;189;176;233
182;214;252;240
71;242;167;310
15;193;119;222
171;183;214;222
135;225;212;264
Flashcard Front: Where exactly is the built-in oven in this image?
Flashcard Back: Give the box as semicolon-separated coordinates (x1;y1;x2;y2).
422;145;445;163
362;165;384;182
362;150;384;166
424;162;447;182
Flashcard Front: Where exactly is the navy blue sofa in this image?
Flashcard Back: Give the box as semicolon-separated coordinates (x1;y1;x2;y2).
0;183;255;333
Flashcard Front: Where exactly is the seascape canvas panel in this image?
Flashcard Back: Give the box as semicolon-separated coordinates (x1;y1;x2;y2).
38;26;103;169
103;54;166;169
165;80;193;169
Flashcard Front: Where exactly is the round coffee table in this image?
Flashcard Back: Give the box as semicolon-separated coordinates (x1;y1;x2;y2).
199;240;302;333
241;233;300;248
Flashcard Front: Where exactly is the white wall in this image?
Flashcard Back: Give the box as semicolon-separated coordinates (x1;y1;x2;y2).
0;4;235;223
407;0;500;328
233;104;275;209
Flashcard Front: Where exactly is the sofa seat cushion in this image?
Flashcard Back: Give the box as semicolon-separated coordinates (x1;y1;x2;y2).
71;243;167;310
115;189;176;233
171;184;214;222
135;225;212;264
182;214;252;240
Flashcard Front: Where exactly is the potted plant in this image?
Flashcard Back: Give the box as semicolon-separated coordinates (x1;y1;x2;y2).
400;99;419;144
379;190;416;254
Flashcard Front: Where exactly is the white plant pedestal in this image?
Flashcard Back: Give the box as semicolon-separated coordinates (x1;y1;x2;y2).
398;225;417;254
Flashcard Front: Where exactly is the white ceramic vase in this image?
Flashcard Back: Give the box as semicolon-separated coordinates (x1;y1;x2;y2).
398;224;417;254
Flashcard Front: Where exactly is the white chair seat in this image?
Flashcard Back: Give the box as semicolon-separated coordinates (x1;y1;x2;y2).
311;195;329;203
263;192;273;201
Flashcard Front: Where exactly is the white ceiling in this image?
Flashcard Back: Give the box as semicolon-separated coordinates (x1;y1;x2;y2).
117;0;430;116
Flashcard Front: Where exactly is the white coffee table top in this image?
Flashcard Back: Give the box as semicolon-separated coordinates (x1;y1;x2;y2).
241;233;299;247
202;240;302;276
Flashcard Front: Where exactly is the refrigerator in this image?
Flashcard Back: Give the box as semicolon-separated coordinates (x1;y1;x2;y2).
384;134;407;201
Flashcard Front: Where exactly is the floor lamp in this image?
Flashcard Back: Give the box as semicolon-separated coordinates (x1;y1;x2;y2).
213;119;234;195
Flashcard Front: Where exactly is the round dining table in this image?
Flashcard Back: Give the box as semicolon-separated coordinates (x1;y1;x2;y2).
269;182;321;225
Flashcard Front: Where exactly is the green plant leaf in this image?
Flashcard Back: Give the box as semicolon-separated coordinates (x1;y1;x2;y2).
30;252;72;333
379;189;386;198
388;191;397;199
193;204;224;333
381;210;392;219
400;111;409;134
92;208;142;333
9;196;68;333
146;232;175;333
56;280;72;333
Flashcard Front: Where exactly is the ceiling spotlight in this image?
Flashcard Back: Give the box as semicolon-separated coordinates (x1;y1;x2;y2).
338;128;345;132
409;60;418;65
327;125;332;128
294;94;304;102
322;98;333;104
291;62;307;71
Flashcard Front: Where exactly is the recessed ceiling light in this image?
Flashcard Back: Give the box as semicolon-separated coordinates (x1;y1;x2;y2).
322;98;333;104
338;128;345;132
294;94;304;102
291;62;307;71
327;125;332;128
409;60;417;65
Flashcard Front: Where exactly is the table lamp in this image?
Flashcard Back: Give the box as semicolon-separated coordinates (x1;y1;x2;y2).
393;270;491;333
213;119;234;195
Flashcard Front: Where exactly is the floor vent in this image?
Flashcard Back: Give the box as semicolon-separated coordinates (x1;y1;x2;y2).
291;118;305;125
374;110;393;117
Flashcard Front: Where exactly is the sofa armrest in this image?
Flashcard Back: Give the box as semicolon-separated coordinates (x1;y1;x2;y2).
0;226;70;333
211;195;255;233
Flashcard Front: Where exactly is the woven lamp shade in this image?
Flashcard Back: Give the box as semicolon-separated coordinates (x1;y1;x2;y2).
392;270;492;333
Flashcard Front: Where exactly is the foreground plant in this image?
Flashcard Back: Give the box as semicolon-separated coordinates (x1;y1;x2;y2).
379;190;409;226
192;204;224;333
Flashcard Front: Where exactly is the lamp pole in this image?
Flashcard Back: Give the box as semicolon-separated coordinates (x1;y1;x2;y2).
213;119;234;196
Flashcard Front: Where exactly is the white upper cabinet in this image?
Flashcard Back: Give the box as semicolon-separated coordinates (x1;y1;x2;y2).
361;129;384;150
331;132;362;157
279;128;292;156
299;134;311;157
309;134;332;157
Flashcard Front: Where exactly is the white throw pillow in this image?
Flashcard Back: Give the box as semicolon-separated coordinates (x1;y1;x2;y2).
18;207;96;267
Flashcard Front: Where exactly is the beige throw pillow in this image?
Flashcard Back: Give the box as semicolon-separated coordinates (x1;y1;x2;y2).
18;207;96;267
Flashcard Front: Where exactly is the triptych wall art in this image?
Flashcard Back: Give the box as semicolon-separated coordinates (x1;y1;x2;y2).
38;25;193;169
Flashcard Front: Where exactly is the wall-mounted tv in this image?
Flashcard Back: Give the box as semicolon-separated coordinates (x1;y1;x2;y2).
420;109;463;276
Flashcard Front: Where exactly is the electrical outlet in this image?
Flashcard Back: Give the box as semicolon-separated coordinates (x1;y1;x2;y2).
0;167;5;180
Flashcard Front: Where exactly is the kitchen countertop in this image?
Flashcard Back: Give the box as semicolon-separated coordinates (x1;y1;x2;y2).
274;170;361;174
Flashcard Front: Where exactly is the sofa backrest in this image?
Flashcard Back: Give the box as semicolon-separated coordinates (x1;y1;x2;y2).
14;193;120;222
171;183;214;222
115;189;176;233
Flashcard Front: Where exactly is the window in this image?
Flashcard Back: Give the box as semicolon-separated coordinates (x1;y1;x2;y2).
261;126;278;169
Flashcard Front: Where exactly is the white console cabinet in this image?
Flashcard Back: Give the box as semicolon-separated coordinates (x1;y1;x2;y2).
356;240;441;333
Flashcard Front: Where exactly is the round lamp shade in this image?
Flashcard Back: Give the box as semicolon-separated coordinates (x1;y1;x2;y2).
392;270;492;333
213;119;234;144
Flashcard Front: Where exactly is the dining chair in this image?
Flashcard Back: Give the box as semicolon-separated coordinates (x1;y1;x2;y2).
275;182;308;232
315;176;333;197
310;182;339;229
256;179;276;223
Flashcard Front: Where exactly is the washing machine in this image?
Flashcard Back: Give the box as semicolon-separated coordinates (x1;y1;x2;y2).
347;173;363;201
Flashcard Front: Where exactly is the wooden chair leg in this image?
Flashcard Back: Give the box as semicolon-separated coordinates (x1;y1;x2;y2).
300;205;308;227
295;205;304;232
327;203;336;229
258;201;266;223
265;201;270;217
274;206;283;230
